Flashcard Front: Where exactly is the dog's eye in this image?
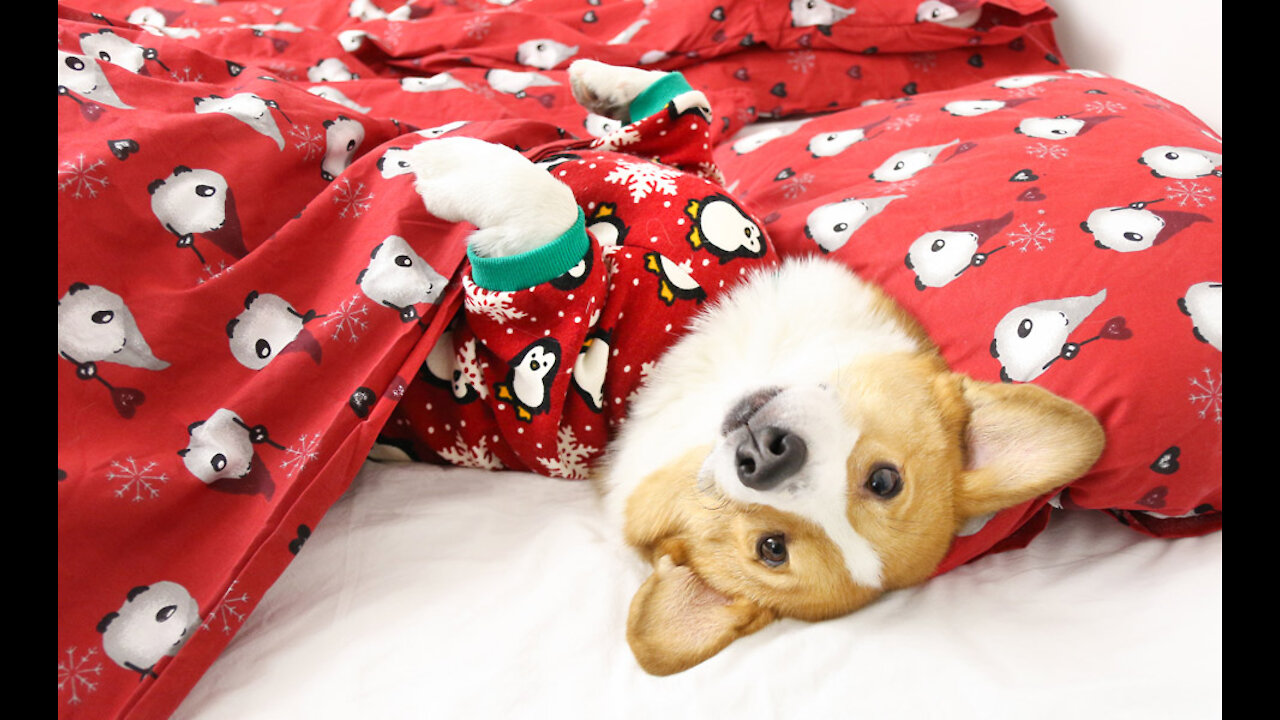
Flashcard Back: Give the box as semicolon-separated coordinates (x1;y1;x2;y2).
866;465;903;499
756;534;788;567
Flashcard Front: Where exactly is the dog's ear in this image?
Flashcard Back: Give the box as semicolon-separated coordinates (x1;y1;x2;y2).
627;551;775;676
953;378;1105;520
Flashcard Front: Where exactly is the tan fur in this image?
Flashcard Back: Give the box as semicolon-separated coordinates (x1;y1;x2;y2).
623;343;1104;675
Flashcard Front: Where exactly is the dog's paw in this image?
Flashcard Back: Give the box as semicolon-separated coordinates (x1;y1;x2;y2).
569;59;667;121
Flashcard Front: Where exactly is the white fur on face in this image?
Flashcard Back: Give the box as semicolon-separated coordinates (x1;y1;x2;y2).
699;384;885;589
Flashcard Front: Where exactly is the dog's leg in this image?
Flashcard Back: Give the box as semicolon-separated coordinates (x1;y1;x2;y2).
403;136;579;259
568;59;671;123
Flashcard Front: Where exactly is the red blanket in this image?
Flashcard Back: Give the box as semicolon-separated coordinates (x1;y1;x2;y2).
57;2;1219;718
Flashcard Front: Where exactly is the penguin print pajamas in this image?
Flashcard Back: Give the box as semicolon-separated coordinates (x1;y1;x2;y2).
383;77;779;476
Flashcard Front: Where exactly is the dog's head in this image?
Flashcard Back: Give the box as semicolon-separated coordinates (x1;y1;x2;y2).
621;351;1104;675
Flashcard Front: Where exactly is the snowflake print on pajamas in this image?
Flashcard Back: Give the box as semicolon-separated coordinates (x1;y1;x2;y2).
203;580;250;634
59;154;109;199
463;276;529;324
289;123;325;161
196;259;234;285
1007;220;1055;252
885;113;922;132
1083;98;1126;114
909;52;936;72
280;433;322;478
537;425;598;479
168;66;204;83
781;171;815;199
456;338;490;400
604;159;681;202
436;432;505;469
1026;141;1069;159
106;457;169;501
464;14;491;40
1188;367;1221;423
58;646;103;706
333;178;374;218
788;50;816;73
319;294;370;342
1166;180;1217;208
591;126;642;152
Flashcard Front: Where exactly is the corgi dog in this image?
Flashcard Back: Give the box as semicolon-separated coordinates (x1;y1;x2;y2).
393;60;1105;676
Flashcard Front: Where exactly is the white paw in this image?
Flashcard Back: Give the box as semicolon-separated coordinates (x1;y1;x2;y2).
568;59;666;120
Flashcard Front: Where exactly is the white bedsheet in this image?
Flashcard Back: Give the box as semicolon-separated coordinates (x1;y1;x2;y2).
175;460;1221;720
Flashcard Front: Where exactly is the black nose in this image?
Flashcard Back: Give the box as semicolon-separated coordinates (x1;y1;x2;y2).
735;427;807;490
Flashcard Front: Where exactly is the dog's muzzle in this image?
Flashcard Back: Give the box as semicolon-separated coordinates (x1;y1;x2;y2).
722;387;808;491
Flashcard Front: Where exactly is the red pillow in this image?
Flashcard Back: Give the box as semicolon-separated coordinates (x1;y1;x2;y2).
713;70;1222;571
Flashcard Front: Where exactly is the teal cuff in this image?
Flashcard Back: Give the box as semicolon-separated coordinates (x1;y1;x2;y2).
628;72;694;123
467;206;588;292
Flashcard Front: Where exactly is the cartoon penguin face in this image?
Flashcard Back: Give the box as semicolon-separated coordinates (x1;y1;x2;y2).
1016;116;1085;140
58;283;169;370
98;581;200;677
178;408;254;482
915;0;980;26
497;339;561;421
803;195;904;253
905;230;980;288
807;129;866;157
991;291;1106;383
515;39;579;70
194;93;286;149
378;147;415;179
942;99;1006;117
790;0;856;28
686;195;765;262
321;116;365;181
805;199;869;253
58;50;132;109
307;57;357;83
1179;281;1222;351
79;29;148;73
1138;146;1222;179
226;291;307;370
414;120;470;139
1081;204;1165;253
356;235;448;321
869;140;956;182
148;166;230;240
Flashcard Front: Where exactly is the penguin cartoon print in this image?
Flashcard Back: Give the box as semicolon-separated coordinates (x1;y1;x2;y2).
1178;281;1222;351
644;252;707;305
869;139;959;182
990;289;1130;383
1015;114;1116;140
356;234;448;321
915;0;981;28
194;93;292;150
148;165;246;262
97;581;200;679
572;328;612;414
321;115;365;181
484;68;559;105
1081;199;1210;253
78;29;169;75
495;338;560;422
941;97;1036;117
226;291;325;370
805;117;886;158
58;283;169;417
178;407;282;499
1138;146;1222;179
307;57;358;83
515;39;579;70
790;0;856;34
804;195;906;253
58;50;132;116
684;193;767;263
904;211;1013;289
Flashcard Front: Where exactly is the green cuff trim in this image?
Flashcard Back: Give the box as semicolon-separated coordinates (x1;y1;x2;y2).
628;72;694;123
467;206;588;292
